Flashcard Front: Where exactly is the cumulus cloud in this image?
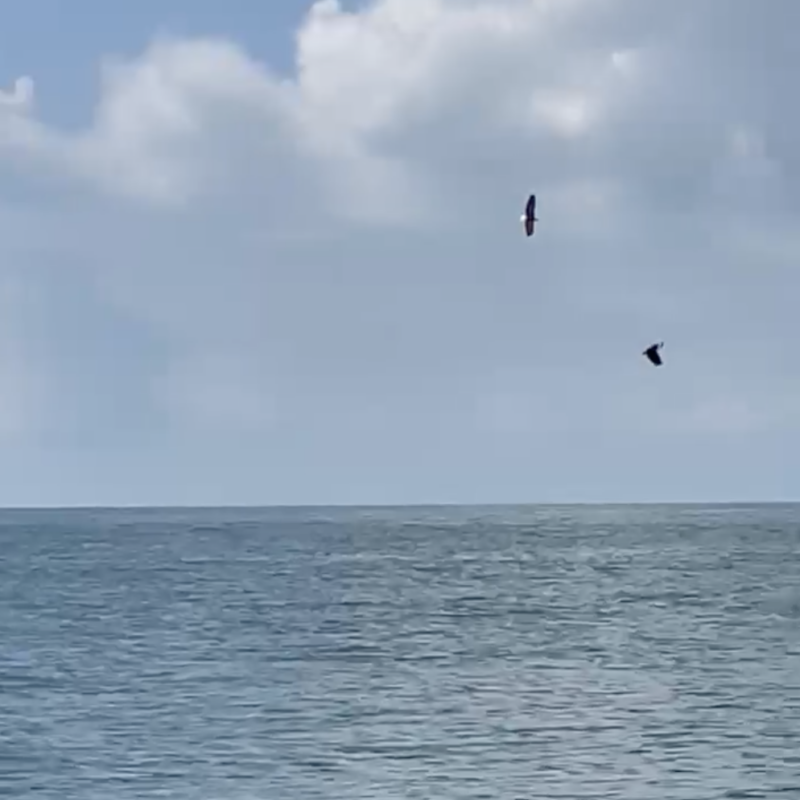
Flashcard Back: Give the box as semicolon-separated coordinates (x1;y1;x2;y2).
0;0;799;501
0;76;33;111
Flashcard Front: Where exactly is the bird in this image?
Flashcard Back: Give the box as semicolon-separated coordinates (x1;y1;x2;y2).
643;342;664;366
521;193;538;236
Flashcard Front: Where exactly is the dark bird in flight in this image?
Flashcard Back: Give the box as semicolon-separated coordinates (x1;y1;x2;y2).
521;194;538;236
643;342;664;366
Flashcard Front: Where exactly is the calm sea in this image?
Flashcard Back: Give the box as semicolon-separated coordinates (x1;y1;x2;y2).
1;503;798;799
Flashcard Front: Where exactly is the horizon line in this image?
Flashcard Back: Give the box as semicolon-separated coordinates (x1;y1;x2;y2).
0;499;798;512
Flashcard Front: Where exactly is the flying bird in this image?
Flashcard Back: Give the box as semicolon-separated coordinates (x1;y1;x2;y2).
643;342;664;366
521;194;538;236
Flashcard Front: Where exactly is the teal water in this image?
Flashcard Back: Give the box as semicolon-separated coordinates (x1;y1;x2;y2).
1;503;798;799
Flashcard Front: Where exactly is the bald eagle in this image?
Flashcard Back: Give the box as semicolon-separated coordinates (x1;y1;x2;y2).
521;194;538;236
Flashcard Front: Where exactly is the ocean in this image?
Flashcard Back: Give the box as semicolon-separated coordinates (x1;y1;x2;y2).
1;503;798;799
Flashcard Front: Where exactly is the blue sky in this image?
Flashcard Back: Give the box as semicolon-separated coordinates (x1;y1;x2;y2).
0;0;313;117
0;0;799;506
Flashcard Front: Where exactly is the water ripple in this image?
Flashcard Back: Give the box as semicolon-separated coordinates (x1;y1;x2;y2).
0;503;798;799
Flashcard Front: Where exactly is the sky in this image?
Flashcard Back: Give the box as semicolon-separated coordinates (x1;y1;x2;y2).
0;0;799;506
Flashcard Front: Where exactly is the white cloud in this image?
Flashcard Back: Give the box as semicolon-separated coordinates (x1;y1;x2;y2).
0;76;33;111
0;0;641;217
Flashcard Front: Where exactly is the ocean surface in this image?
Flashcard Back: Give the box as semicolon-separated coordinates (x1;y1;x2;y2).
1;503;799;799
